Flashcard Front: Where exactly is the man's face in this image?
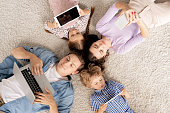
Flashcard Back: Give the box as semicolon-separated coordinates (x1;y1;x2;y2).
56;54;82;76
90;75;105;90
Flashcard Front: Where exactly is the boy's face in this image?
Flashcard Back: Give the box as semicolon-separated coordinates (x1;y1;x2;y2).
90;75;105;90
69;29;84;42
56;54;81;76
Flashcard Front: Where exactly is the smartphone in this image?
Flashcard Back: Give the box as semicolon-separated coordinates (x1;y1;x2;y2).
54;5;80;27
114;14;128;30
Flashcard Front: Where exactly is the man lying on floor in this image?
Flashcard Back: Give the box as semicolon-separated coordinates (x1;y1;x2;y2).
0;46;84;113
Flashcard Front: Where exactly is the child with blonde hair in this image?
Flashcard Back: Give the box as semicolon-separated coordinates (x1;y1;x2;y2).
80;64;134;113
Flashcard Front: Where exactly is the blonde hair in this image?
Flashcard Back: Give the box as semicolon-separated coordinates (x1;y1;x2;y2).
80;63;103;88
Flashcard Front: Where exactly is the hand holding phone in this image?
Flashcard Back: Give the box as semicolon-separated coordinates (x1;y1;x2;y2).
115;9;141;30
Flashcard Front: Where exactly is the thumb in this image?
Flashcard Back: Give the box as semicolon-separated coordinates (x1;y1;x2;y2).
79;9;83;16
118;10;124;18
45;87;51;94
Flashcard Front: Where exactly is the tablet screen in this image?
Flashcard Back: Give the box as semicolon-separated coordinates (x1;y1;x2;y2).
56;7;80;26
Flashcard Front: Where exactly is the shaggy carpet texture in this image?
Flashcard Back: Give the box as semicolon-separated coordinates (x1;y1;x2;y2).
0;0;169;113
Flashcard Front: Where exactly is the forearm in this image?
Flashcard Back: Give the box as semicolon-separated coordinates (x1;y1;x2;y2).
49;103;59;113
137;20;149;38
115;1;130;10
11;47;37;59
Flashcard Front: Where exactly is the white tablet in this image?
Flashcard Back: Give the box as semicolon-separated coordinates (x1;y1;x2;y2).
105;91;123;105
54;5;80;27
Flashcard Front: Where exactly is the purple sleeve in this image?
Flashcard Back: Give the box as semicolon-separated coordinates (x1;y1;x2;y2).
115;33;144;54
96;2;119;29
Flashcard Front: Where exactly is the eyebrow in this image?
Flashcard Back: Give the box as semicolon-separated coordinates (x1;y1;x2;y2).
72;63;76;68
69;56;76;68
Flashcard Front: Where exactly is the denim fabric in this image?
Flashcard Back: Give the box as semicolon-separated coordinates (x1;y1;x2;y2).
0;46;74;113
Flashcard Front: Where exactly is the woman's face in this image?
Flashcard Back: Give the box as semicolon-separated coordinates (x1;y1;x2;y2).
69;29;84;42
89;38;110;59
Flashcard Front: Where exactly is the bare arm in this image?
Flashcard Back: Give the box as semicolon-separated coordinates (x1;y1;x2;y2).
11;47;36;59
115;1;131;10
136;19;149;38
11;47;43;75
49;103;59;113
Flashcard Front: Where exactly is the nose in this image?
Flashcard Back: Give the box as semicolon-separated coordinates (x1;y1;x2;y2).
99;82;103;87
98;43;105;50
63;60;71;67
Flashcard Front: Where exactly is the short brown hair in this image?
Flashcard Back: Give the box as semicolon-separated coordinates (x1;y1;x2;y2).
80;64;103;88
69;50;85;71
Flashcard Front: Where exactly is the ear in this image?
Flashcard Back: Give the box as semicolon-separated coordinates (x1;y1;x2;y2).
71;70;79;75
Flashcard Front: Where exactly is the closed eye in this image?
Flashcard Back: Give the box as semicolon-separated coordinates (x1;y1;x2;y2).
93;44;98;49
100;50;103;54
76;32;80;34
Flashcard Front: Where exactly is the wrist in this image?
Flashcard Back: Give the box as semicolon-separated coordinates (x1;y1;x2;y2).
137;19;143;25
97;109;104;113
49;102;57;108
28;53;37;60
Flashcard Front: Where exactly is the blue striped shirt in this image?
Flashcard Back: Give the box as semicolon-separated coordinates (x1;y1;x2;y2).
90;81;134;113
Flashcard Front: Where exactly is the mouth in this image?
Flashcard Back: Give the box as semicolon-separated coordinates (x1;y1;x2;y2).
101;85;104;88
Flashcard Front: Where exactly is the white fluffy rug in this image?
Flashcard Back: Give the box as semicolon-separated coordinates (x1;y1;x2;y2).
0;0;169;113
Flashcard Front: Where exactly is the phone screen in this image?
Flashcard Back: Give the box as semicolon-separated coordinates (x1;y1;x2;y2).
56;7;80;26
114;14;128;30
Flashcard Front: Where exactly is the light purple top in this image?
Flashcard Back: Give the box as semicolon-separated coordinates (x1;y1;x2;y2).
96;2;144;54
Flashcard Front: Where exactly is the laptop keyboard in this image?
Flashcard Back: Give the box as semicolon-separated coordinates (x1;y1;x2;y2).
21;68;43;94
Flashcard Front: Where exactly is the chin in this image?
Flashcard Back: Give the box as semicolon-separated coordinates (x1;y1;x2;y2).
100;87;104;90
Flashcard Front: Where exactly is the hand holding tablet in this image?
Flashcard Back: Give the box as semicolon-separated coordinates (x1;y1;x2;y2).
54;5;80;27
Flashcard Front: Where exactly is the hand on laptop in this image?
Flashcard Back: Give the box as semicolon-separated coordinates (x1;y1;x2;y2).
30;55;43;75
34;88;56;106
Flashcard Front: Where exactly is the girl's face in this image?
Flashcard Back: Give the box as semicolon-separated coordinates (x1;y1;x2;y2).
90;75;105;90
89;38;110;59
69;28;84;42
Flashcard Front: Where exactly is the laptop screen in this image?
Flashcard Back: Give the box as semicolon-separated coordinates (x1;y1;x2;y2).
56;7;80;26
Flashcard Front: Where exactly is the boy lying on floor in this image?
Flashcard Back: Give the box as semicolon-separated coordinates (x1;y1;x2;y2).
80;64;134;113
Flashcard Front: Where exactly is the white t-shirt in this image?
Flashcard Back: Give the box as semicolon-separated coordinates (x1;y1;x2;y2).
0;63;68;103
